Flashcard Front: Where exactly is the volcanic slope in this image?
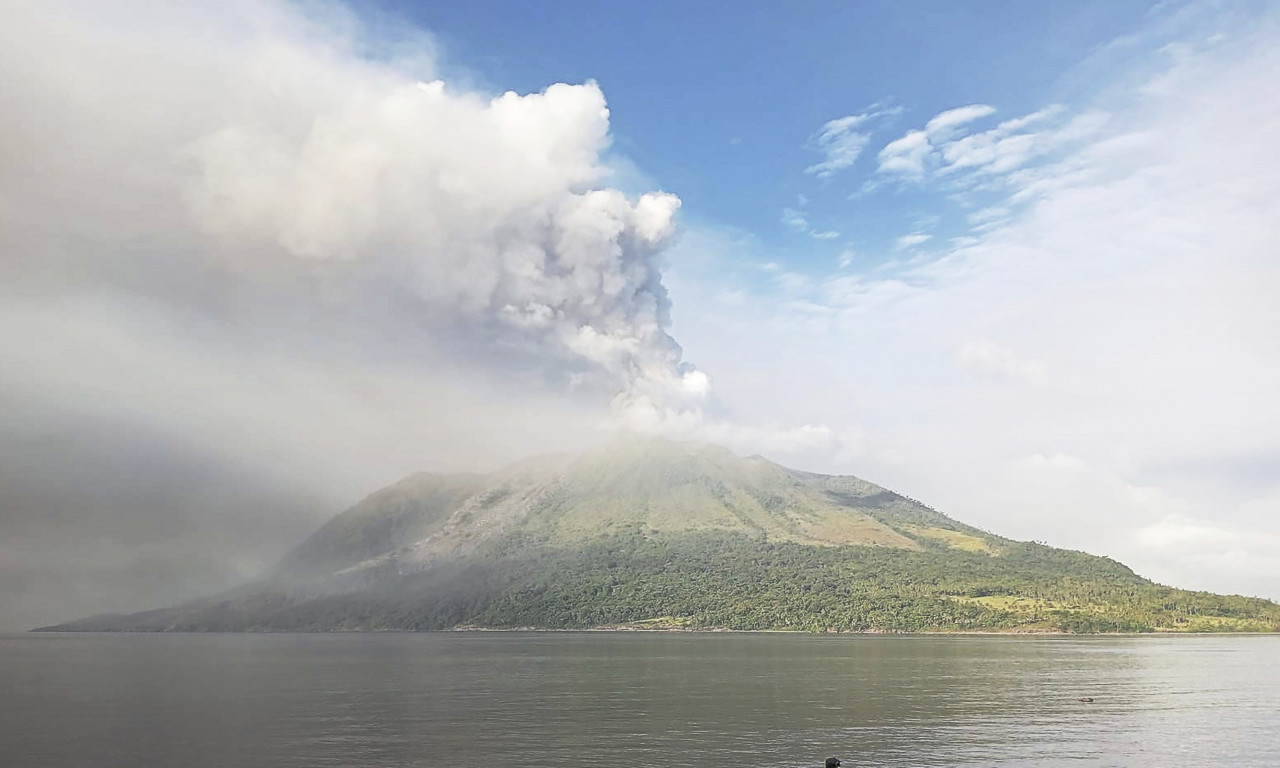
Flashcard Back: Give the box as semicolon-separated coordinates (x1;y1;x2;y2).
39;439;1280;633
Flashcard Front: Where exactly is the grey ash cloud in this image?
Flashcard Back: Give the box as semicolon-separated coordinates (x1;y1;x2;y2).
0;0;723;629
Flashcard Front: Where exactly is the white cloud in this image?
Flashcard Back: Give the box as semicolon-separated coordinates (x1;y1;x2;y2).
774;272;812;293
910;213;942;230
1137;513;1278;554
875;100;1109;197
893;233;933;250
805;115;873;177
924;104;996;137
877;130;931;177
968;206;1010;225
781;206;838;240
957;339;1048;387
940;110;1111;176
613;393;844;468
781;208;809;232
993;104;1065;133
805;105;902;178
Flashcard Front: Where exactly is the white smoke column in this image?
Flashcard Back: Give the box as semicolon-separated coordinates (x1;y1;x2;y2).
0;0;840;630
0;0;713;417
0;0;842;465
179;54;695;405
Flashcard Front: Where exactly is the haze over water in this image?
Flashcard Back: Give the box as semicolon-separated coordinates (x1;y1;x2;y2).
2;633;1276;767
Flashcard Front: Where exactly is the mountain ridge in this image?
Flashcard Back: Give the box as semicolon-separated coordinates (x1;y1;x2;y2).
36;438;1280;633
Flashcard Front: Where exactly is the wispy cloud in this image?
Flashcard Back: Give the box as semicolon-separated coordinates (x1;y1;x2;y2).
876;102;1108;190
875;103;994;178
805;105;902;178
940;110;1108;176
894;233;933;250
805;115;873;178
911;213;942;230
781;205;840;240
781;208;809;232
925;104;997;137
666;8;1280;599
876;130;931;177
967;206;1010;225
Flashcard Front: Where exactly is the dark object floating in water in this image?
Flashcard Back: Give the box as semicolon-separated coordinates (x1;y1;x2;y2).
825;759;842;768
1078;697;1095;703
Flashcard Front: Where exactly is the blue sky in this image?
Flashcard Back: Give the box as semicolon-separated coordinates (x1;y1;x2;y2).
380;0;1159;268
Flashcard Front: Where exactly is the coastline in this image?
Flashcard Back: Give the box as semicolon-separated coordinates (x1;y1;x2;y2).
445;625;1280;636
20;626;1280;636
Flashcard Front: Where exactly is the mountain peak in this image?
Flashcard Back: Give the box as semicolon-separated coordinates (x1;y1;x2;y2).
36;440;1280;634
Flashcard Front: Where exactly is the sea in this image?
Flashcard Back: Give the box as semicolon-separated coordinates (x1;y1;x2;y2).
1;632;1277;767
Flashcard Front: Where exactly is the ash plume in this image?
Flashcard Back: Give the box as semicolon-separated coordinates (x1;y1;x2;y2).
0;0;831;629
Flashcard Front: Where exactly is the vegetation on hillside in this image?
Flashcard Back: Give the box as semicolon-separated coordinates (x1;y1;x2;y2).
461;531;1280;633
34;440;1280;634
42;530;1280;633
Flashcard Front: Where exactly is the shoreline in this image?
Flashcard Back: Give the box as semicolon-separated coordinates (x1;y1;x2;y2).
20;627;1280;636
448;626;1280;636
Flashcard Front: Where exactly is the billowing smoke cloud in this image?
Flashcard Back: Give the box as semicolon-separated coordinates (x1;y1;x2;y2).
3;0;706;413
188;76;705;404
0;0;778;629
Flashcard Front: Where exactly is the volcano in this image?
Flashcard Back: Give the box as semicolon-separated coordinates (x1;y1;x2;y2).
38;439;1280;633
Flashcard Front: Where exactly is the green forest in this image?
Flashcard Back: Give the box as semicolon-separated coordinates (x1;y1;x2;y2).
65;529;1277;634
40;441;1280;635
461;530;1280;633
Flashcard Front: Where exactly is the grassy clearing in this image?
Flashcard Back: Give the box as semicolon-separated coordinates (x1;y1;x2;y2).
801;513;923;549
904;525;998;554
1155;615;1279;632
613;616;695;629
949;595;1107;613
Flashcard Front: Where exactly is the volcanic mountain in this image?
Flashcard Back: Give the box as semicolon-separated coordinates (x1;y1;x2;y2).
38;439;1280;633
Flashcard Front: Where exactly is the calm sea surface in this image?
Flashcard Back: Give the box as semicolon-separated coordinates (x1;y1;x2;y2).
1;632;1277;767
